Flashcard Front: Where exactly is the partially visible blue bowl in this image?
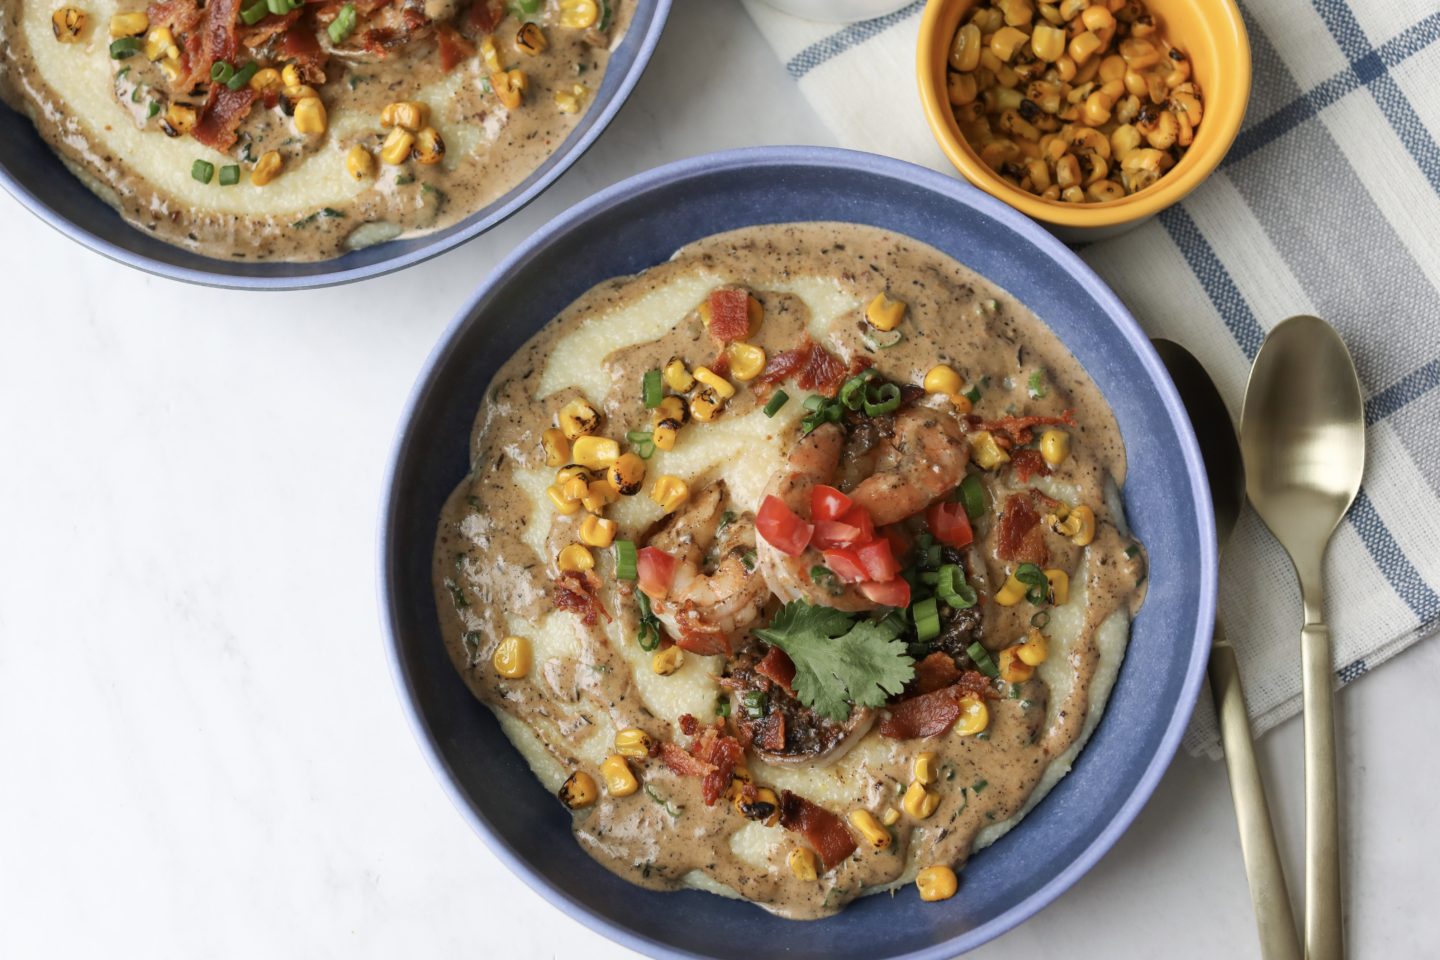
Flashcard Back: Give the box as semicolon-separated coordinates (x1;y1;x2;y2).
0;2;669;290
379;146;1217;959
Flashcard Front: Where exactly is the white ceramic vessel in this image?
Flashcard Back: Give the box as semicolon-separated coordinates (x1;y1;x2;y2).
759;0;914;24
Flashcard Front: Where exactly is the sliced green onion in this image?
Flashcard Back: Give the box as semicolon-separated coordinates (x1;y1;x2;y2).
218;164;240;185
240;0;269;24
637;622;660;651
614;540;637;580
959;474;987;520
809;565;842;596
963;384;981;404
191;159;214;184
967;641;999;679
763;390;789;418
740;549;757;572
1027;369;1048;399
227;62;259;91
937;564;977;609
210;61;235;83
266;0;290;15
117;66;131;80
715;697;731;718
108;37;142;59
131;83;144;103
507;0;541;17
802;394;826;413
327;3;357;44
625;430;655;460
146;100;161;118
740;690;768;719
1015;562;1049;605
862;381;901;417
641;369;663;408
838;372;872;410
1030;610;1050;628
925;544;942;569
1125;544;1139;558
912;597;941;642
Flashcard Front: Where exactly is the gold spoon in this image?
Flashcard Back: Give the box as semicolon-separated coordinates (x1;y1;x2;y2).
1240;316;1366;960
1154;339;1301;960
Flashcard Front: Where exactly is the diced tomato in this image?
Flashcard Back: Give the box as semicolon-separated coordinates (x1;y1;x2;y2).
859;578;911;608
880;524;911;561
857;539;900;582
812;519;864;550
756;495;814;557
821;548;868;584
810;484;853;522
927;500;974;549
837;504;875;543
636;546;677;599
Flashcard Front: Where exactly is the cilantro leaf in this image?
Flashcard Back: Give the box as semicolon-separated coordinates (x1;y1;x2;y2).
755;600;915;722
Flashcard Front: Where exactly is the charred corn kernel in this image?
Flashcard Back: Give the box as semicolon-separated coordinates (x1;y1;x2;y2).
1082;90;1114;126
999;646;1035;683
651;418;681;452
650;475;689;514
572;436;619;471
412;126;445;165
480;35;503;72
735;786;780;826
581;479;619;514
903;781;941;819
514;21;547;55
1029;21;1065;61
281;63;301;87
542;428;570;467
578;514;617;548
559;0;598;28
292;97;326;135
1018;627;1050;666
998;0;1032;25
788;847;819;881
1044;568;1070;605
558;770;597;809
726;766;754;799
161;102;197;136
557;544;594;573
1081;4;1114;33
614;728;654;759
381;100;430;131
1038;428;1070;466
995;569;1028;606
250;150;282;186
950;22;982;71
881;806;902;826
651;645;684;676
914;752;939;786
693;366;735;400
1087;179;1124;202
143;26;177;60
1069;30;1103;65
492;69;527;109
556;464;591;486
690;387;724;422
849;809;891;850
553;82;589;114
546;485;582;514
561;474;589;501
1111;122;1142;158
600;754;638;797
1055;53;1077;81
663;359;694;393
380;126;415;165
249;67;281;91
607;453;646;496
948;71;978;106
492;635;531;678
727;342;766;382
1061;185;1087;203
1171;90;1203;126
281;84;319;106
1069;504;1095;545
923;364;962;397
559;398;602;440
989;25;1029;62
955;694;990;735
865;292;907;331
969;430;1011;470
652;396;689;428
52;7;86;41
109;11;148;36
916;865;959;902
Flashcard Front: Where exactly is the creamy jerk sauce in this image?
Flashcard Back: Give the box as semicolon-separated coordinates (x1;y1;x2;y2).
0;0;629;261
434;223;1147;919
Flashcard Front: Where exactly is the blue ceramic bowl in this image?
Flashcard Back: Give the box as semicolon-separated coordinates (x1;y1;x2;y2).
380;147;1217;959
0;2;669;290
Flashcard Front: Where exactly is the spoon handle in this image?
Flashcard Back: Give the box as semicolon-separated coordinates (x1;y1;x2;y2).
1302;618;1344;959
1209;623;1301;960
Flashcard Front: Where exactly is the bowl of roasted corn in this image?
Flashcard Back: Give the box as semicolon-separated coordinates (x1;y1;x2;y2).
917;0;1249;238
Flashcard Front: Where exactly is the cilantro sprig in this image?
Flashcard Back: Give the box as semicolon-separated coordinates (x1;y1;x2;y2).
754;600;915;722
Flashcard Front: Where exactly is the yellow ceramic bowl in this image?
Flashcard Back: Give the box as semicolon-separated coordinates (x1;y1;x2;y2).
917;0;1250;237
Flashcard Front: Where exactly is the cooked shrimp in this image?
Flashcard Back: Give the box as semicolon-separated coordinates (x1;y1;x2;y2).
647;481;770;657
846;402;971;526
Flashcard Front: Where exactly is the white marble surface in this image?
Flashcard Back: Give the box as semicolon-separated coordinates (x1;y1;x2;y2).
1;2;1435;957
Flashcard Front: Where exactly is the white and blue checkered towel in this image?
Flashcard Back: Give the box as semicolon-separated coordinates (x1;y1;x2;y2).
741;0;1440;755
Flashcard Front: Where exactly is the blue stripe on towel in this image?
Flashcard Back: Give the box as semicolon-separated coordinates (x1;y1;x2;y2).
1366;359;1440;426
1157;206;1267;360
785;1;923;80
1348;489;1440;624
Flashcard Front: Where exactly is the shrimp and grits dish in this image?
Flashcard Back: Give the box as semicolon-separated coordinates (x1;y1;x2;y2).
0;0;628;260
433;221;1148;919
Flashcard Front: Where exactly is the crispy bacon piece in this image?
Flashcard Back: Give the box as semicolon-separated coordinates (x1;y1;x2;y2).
754;647;796;694
661;715;743;806
239;9;301;48
757;344;806;386
436;23;475;72
707;289;751;343
181;0;242;87
779;791;857;871
1010;448;1050;484
983;409;1078;446
996;491;1048;566
878;674;994;739
147;0;204;36
191;85;256;150
281;23;329;81
552;570;610;626
912;651;961;695
666;602;732;657
461;0;501;35
756;339;850;397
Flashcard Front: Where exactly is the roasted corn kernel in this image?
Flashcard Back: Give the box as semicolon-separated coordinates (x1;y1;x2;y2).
1052;503;1095;545
553;82;589;114
607;452;646;496
881;806;902;826
651;645;684;676
727;342;766;382
581;479;619;514
380;126;415;165
249;67;281;92
542;427;570;467
1044;568;1070;605
479;35;503;73
579;514;617;548
344;144;374;181
849;809;891;850
281;63;301;87
654;394;690;425
865;292;907;331
52;7;87;42
492;635;531;679
689;387;724;422
250;150;282;186
923;364;962;397
557;544;595;573
558;771;598;809
914;751;939;786
143;26;177;60
1017;627;1050;666
161;102;197;136
969;430;1011;470
546;484;582;515
735;787;780;826
600;754;639;797
999;646;1035;683
916;865;959;902
788;847;819;881
109;11;148;37
572;436;619;470
514;22;547;56
955;694;990;735
650;475;689;514
693;366;735;399
663;359;694;393
994;569;1027;606
614;728;654;759
903;781;941;819
1039;428;1070;465
559;0;598;28
381;100;430;131
652;418;681;452
412;126;445;165
492;69;528;109
292;97;326;135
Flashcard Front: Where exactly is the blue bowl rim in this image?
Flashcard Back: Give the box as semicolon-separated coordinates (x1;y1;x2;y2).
0;0;671;291
377;145;1217;959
